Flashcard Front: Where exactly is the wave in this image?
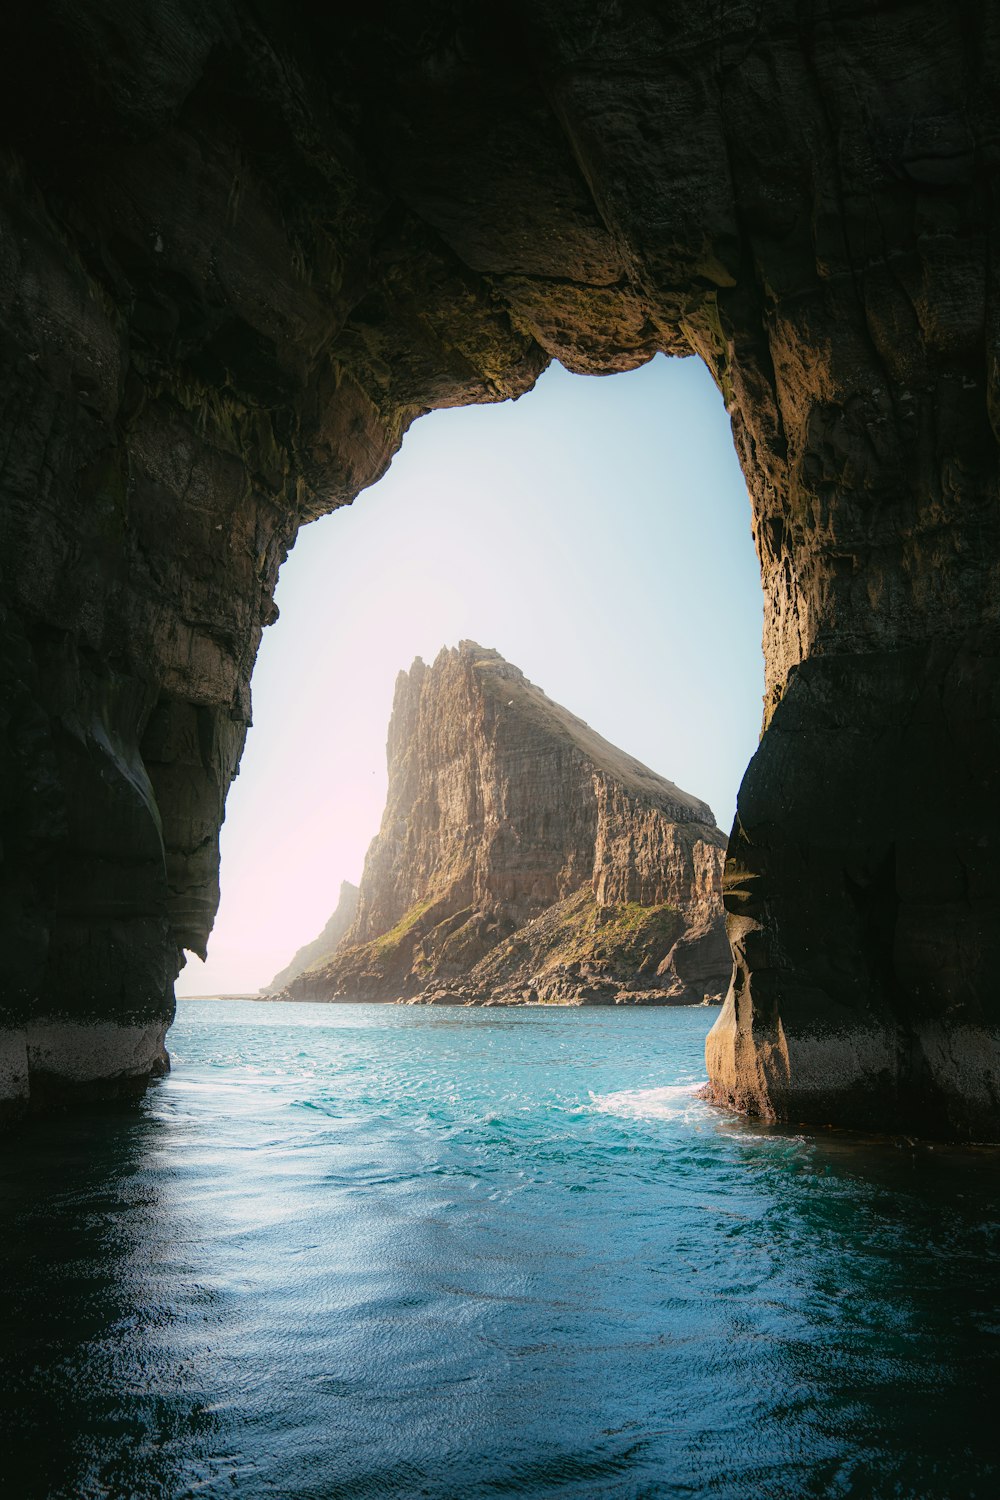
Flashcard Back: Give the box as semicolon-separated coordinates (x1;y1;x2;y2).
589;1081;709;1122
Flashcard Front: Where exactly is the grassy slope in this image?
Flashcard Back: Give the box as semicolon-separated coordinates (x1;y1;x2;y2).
464;886;684;999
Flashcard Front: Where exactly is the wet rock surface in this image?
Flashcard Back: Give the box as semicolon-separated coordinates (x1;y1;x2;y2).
1;3;998;1132
276;643;729;1006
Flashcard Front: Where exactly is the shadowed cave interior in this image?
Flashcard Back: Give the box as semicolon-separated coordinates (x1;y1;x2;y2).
2;1;999;1137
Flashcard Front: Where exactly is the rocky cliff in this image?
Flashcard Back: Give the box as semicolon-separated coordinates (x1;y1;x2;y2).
2;3;999;1134
279;643;729;1006
263;880;358;994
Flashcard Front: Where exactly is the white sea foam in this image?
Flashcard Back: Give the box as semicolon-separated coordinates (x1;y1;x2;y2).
590;1082;709;1122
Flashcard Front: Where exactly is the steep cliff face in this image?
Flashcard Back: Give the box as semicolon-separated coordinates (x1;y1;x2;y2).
1;3;999;1132
263;880;358;994
282;644;729;1005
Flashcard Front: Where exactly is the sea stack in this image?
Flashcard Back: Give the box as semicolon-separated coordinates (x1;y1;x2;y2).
275;643;730;1006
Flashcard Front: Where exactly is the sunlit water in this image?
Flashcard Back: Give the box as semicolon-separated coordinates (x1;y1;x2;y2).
3;1001;1000;1500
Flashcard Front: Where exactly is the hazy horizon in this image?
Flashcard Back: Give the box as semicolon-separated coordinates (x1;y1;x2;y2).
176;354;763;996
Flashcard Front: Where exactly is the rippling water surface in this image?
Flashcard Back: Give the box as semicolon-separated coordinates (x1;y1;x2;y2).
3;1001;1000;1499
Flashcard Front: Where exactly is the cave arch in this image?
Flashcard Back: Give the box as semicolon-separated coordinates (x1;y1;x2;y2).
1;2;998;1136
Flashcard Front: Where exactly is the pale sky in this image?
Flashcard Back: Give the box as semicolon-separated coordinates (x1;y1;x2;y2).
176;354;764;996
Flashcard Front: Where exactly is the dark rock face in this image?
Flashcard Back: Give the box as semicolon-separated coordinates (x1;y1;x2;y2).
1;3;998;1133
263;880;358;994
278;644;729;1006
709;644;1000;1138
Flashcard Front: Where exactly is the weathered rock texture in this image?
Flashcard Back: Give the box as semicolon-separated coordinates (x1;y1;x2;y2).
263;880;358;995
1;3;998;1133
278;644;729;1006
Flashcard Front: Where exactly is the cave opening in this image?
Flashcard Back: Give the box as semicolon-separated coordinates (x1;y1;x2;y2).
176;354;764;999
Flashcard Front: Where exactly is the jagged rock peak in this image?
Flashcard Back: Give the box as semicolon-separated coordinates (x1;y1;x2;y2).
264;881;359;994
278;643;730;1006
397;640;717;828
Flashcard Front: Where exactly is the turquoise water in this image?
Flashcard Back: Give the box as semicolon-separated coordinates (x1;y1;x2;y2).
2;1000;999;1500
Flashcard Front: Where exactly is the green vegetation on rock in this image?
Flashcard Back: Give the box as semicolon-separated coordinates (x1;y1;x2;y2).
542;895;682;972
370;899;435;956
463;887;685;1001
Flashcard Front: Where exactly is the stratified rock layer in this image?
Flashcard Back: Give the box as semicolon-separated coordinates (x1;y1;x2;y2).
1;4;999;1133
281;644;729;1006
263;880;358;994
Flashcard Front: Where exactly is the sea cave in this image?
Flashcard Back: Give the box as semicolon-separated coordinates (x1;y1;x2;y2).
2;2;999;1140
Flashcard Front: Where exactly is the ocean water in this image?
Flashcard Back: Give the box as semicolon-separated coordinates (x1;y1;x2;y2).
2;1001;999;1500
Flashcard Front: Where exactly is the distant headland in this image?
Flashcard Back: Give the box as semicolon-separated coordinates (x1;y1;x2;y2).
267;643;731;1007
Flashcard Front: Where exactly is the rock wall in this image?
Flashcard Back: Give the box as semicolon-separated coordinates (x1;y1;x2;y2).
1;2;998;1133
280;643;729;1005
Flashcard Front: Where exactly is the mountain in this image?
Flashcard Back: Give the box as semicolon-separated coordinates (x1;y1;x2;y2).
263;880;359;993
273;643;731;1005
